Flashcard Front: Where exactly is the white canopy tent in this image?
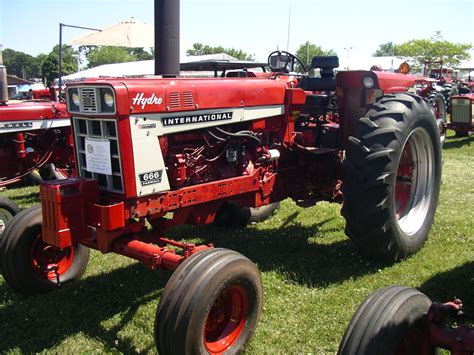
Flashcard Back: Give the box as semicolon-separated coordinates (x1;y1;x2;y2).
69;17;154;48
463;71;474;79
60;53;239;82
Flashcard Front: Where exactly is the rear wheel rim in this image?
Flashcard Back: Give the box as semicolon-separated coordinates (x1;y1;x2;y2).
30;234;74;279
395;128;435;235
204;285;249;354
0;208;14;234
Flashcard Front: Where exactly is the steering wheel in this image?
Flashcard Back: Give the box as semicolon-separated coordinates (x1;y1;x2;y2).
267;50;307;73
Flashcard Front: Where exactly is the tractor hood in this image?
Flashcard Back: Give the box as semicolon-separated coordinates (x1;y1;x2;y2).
68;78;288;116
337;70;417;93
0;101;68;121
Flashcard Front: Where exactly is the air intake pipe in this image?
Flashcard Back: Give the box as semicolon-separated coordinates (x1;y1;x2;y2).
0;45;8;105
154;0;180;77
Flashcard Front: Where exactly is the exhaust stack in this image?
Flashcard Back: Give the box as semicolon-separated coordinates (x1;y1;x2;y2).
0;45;8;104
154;0;180;77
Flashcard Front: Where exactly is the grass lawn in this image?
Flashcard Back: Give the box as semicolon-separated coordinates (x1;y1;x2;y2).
0;131;473;353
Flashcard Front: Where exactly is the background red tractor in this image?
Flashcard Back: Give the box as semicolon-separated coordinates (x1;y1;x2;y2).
447;89;473;137
0;51;75;230
422;60;459;114
0;0;444;352
339;285;474;354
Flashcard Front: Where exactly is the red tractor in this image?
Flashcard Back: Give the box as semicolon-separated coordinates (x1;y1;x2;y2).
339;286;474;354
0;54;75;231
0;4;443;352
422;61;459;113
447;92;474;137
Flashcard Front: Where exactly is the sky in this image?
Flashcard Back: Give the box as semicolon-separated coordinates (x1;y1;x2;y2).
1;0;473;66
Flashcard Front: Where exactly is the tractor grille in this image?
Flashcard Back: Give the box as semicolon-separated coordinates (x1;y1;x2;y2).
73;117;124;193
81;88;98;113
451;99;471;124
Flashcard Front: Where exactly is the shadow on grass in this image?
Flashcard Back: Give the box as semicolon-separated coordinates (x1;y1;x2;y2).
0;262;169;353
0;214;381;352
169;217;380;288
443;134;474;149
419;261;474;315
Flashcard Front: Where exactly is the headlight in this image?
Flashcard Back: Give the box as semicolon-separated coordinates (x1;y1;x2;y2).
68;88;80;111
72;92;80;106
100;88;115;113
363;76;375;89
103;93;114;107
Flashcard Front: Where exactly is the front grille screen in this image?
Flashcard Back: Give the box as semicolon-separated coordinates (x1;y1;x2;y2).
73;117;124;193
81;88;98;113
451;101;471;124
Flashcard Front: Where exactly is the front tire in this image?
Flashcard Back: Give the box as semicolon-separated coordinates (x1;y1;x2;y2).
342;93;442;262
0;205;89;295
155;248;263;354
0;197;21;235
338;286;435;355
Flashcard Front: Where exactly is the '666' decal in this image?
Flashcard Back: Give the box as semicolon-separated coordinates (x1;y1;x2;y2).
139;170;163;186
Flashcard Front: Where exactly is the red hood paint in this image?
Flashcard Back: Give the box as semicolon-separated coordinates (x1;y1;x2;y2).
0;101;68;121
68;77;289;115
337;71;417;92
452;93;474;102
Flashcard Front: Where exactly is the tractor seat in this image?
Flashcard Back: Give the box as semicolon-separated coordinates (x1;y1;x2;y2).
299;55;339;91
300;77;336;91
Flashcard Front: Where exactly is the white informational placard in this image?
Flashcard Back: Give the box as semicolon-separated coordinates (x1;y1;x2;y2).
85;139;112;175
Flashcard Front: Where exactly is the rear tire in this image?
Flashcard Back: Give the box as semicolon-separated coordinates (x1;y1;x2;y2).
22;171;43;186
0;205;89;295
39;163;72;181
155;248;262;354
342;93;442;262
455;130;469;138
426;93;446;146
338;286;436;355
215;202;280;227
442;83;458;113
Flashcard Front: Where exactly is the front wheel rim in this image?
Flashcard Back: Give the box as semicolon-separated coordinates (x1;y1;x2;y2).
0;209;14;234
30;234;74;280
394;127;435;235
204;285;249;354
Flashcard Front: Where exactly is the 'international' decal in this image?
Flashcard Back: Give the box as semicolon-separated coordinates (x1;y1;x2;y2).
0;121;33;130
162;112;233;127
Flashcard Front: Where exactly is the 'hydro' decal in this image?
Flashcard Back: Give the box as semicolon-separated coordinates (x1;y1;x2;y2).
132;93;163;109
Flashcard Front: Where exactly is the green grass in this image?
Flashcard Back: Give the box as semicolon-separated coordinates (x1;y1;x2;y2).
1;131;473;354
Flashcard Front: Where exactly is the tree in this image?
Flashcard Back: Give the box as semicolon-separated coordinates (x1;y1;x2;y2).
41;45;78;84
85;46;153;68
396;32;471;70
86;46;137;68
3;48;42;79
128;47;154;61
373;42;399;57
295;41;336;74
186;43;255;61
